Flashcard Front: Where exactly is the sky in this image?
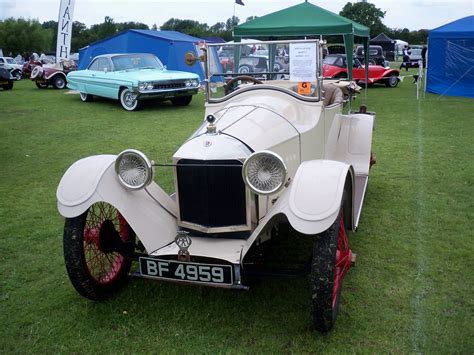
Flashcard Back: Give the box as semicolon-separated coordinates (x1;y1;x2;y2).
0;0;472;31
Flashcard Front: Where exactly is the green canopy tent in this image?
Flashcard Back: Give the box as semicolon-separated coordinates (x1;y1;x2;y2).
233;0;370;85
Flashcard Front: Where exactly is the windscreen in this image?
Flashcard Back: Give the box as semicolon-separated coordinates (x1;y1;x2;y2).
111;54;163;71
206;40;322;101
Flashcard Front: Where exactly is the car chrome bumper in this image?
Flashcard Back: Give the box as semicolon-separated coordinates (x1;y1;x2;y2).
136;88;198;99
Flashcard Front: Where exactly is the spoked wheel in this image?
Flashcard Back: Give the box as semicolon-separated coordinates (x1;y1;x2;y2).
311;207;352;332
119;88;141;111
63;202;135;300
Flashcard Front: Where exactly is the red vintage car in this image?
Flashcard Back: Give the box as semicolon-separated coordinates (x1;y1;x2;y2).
30;60;76;89
323;54;399;88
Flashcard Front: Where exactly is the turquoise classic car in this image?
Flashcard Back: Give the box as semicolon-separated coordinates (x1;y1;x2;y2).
67;53;200;111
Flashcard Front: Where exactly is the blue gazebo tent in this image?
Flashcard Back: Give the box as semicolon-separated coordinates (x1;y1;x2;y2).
426;16;474;98
77;30;222;82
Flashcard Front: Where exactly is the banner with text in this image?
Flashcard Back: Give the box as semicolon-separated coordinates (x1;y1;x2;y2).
56;0;76;62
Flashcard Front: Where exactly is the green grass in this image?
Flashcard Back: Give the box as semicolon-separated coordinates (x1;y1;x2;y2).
0;79;473;353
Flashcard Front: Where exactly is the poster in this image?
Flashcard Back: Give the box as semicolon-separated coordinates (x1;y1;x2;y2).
289;42;317;82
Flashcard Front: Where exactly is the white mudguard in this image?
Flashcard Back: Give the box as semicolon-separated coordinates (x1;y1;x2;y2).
242;160;353;259
56;155;178;254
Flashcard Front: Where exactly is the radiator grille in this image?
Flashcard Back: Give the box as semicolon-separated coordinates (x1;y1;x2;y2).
176;159;247;228
153;81;186;90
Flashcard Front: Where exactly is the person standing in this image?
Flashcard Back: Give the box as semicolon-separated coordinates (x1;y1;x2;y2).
421;45;427;69
400;45;411;71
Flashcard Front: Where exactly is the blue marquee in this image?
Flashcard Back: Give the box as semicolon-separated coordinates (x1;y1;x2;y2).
426;16;474;98
78;30;222;82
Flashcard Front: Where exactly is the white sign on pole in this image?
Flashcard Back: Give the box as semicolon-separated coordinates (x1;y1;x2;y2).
56;0;76;62
289;42;316;82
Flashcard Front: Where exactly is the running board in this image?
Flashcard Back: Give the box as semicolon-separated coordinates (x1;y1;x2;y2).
354;174;368;229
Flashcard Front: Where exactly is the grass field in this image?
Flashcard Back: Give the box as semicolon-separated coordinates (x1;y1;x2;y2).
0;76;473;353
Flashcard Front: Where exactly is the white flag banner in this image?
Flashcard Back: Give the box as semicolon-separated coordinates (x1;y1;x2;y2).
56;0;76;62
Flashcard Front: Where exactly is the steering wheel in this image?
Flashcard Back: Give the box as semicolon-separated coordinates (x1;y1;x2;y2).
224;75;263;95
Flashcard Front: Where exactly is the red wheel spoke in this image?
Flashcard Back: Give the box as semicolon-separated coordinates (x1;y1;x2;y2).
332;211;352;309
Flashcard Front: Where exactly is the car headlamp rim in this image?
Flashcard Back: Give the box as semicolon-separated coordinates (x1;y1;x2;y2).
242;150;288;195
115;149;154;190
138;82;146;90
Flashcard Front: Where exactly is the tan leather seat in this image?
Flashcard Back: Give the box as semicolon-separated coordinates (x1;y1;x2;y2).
323;84;344;106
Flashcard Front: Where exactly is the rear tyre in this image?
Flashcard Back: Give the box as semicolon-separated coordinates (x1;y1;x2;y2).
63;202;134;300
385;74;399;88
52;75;66;89
311;196;352;332
80;92;93;102
170;95;192;106
119;88;141;111
35;81;48;89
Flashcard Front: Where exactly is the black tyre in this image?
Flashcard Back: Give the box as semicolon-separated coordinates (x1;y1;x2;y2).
35;81;48;89
119;88;141;111
2;82;13;90
238;65;252;74
170;95;192;106
368;59;376;65
13;71;22;80
63;202;134;300
52;75;66;89
385;74;399;88
80;92;93;102
311;197;352;332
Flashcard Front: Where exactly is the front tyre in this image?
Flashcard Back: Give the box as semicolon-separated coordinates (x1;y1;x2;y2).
385;74;399;88
52;75;66;89
311;208;352;332
63;202;134;300
80;92;93;102
170;95;192;106
119;88;141;111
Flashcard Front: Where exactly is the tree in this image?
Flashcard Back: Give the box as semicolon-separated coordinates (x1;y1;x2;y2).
0;18;53;55
339;2;387;36
160;18;209;38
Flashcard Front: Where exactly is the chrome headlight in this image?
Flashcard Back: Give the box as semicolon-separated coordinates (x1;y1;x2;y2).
191;79;199;87
185;80;192;87
138;82;146;90
242;151;287;195
115;149;153;190
146;82;154;90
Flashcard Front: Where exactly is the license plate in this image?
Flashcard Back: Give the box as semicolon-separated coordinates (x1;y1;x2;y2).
139;257;233;285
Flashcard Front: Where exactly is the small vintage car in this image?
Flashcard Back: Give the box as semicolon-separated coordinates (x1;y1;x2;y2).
30;60;77;89
324;54;400;87
0;57;23;80
66;53;201;111
57;39;376;332
354;45;388;67
0;68;14;90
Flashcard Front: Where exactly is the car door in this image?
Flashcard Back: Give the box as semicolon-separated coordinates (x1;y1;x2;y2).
86;57;114;98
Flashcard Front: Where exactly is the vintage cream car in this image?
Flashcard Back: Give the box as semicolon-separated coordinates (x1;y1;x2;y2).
57;39;375;332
